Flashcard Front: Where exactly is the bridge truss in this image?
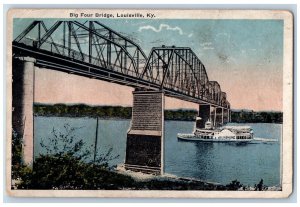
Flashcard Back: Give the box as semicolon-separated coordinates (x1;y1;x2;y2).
13;20;230;108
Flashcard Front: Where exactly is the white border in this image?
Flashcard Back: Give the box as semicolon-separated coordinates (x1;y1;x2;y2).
1;3;297;203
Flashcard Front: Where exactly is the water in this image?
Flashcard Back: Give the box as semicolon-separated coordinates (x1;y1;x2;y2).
34;116;281;187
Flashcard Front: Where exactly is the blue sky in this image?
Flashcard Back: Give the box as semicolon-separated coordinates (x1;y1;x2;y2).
13;18;283;68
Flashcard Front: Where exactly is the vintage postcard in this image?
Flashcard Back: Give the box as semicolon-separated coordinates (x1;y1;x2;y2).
6;9;293;198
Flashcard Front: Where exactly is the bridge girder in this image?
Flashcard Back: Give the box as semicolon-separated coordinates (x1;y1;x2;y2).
13;20;230;108
142;47;225;105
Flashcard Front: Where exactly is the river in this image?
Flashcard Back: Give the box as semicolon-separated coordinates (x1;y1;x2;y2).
34;116;281;187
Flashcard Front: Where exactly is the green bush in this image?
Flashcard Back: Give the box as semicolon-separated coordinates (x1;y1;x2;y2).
17;153;134;190
11;129;24;180
225;179;243;190
254;179;267;191
14;123;130;190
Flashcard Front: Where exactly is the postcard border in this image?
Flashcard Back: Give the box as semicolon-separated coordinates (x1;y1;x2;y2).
5;8;294;198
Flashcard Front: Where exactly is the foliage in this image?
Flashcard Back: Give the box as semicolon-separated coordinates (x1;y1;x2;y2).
39;124;92;161
34;104;283;123
34;104;132;119
11;129;24;179
33;104;198;121
225;179;243;190
17;153;134;190
164;109;197;121
15;123;123;189
231;110;282;123
39;124;119;166
254;179;267;191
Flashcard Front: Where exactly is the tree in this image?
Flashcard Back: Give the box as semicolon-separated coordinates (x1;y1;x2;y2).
17;123;120;189
11;129;23;179
254;179;266;191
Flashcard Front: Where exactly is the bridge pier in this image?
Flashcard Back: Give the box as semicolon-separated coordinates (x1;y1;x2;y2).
196;104;211;129
214;107;224;128
125;90;164;175
225;108;231;123
212;107;217;127
221;108;224;125
12;56;36;165
196;105;230;129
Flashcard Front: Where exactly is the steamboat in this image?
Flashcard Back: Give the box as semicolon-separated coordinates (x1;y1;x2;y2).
177;118;255;142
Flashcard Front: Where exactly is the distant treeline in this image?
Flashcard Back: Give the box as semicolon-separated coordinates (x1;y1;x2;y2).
231;110;283;124
33;104;198;121
33;104;283;123
164;110;197;121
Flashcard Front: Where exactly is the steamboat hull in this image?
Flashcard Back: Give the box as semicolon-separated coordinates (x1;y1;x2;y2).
177;133;253;142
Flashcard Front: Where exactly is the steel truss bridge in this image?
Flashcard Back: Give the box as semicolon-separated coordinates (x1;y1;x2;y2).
13;20;230;108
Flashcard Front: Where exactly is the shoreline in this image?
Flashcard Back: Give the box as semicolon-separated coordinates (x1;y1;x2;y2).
33;104;283;124
111;165;282;191
34;114;197;122
34;114;283;124
12;164;282;191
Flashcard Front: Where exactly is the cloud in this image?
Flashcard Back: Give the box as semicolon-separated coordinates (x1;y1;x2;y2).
26;36;37;41
138;24;195;39
200;42;214;50
138;23;184;35
200;42;212;46
203;47;214;50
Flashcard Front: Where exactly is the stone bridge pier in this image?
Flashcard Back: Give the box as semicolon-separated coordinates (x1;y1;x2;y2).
125;90;164;175
225;108;231;123
196;104;211;129
215;107;224;128
196;105;230;129
12;56;36;165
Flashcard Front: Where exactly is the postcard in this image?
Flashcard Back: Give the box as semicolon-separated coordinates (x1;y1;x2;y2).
6;9;293;198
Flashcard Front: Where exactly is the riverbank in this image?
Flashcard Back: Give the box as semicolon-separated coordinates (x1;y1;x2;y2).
33;103;197;121
34;103;283;123
115;165;281;191
231;110;283;123
13;164;281;191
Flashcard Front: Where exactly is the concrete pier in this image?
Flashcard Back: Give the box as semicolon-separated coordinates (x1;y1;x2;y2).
125;90;164;175
214;107;223;128
223;108;229;124
213;107;217;127
12;57;36;165
194;104;230;129
196;104;211;129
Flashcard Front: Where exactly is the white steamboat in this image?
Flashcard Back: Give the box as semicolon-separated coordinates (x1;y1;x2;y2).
177;118;254;142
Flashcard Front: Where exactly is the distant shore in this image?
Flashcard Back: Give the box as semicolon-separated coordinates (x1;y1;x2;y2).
33;103;197;121
34;103;283;123
231;110;282;124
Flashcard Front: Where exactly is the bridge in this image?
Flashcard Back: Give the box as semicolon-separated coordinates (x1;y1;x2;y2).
12;20;231;174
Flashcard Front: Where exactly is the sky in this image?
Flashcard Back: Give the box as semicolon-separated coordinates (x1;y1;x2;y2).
13;18;283;111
